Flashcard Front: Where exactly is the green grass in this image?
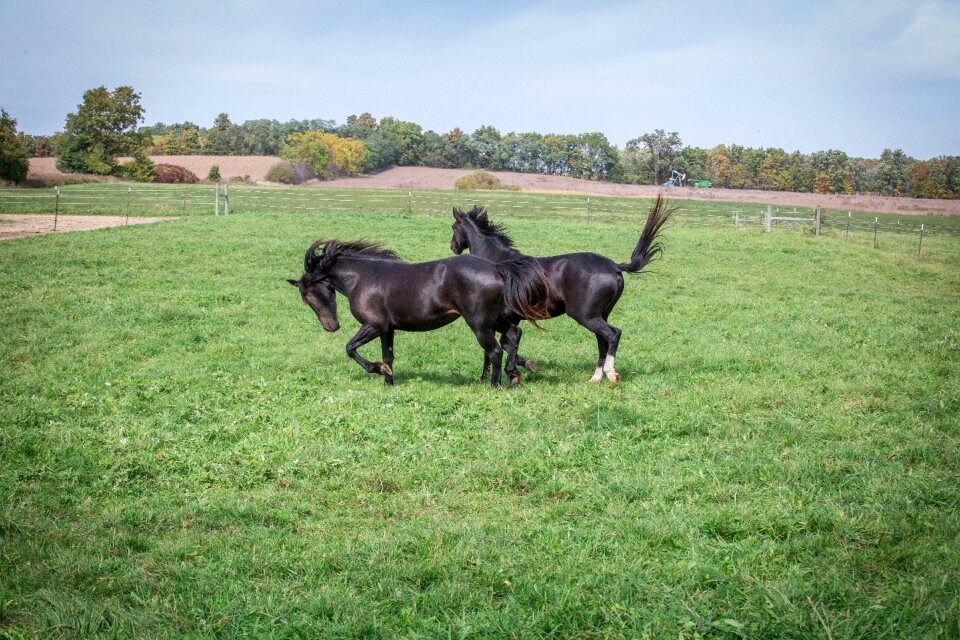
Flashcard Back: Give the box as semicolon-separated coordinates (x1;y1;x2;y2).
1;194;959;638
3;182;960;238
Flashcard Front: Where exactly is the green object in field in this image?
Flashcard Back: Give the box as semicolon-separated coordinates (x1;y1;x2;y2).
694;179;712;188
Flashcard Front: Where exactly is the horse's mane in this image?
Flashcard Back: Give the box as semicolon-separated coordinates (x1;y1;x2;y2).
458;205;515;248
305;239;403;273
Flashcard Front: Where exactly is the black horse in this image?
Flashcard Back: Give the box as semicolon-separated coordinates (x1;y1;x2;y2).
450;195;674;383
288;239;549;387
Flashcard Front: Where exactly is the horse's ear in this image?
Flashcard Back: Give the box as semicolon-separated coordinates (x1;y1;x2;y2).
287;278;299;286
452;207;464;221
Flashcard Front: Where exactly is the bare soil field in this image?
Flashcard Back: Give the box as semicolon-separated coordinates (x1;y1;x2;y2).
28;157;960;216
0;214;176;241
29;156;270;184
318;167;960;216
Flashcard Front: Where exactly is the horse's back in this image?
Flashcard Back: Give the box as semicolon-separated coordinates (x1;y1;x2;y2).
538;253;623;319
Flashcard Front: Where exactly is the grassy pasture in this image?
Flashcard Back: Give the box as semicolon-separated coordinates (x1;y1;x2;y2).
1;193;959;638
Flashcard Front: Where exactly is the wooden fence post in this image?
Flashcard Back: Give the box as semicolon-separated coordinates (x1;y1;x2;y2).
846;212;851;240
765;205;771;232
126;187;131;226
53;186;60;231
815;206;821;236
215;183;220;216
918;224;924;259
873;217;878;247
224;184;229;216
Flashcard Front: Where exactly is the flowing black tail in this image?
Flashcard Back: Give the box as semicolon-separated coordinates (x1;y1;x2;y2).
617;194;676;273
496;256;551;326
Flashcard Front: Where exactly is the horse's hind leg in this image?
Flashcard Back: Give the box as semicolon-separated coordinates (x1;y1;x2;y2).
480;352;492;382
472;328;504;388
578;317;622;383
591;333;609;382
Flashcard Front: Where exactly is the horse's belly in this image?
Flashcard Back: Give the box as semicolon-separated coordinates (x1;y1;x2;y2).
394;309;460;332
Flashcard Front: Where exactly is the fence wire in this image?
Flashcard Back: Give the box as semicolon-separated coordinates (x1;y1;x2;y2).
2;185;959;246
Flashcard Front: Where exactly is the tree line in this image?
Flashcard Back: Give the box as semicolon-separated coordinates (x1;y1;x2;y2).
3;85;958;199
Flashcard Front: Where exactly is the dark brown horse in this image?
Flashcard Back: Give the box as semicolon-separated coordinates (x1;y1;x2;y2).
288;240;548;387
450;195;674;382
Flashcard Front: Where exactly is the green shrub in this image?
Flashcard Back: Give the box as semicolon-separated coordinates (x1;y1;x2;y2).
266;162;315;185
455;170;520;191
120;152;155;182
266;162;294;184
207;165;221;181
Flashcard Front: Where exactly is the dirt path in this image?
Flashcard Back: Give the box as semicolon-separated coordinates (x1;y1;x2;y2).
0;215;176;241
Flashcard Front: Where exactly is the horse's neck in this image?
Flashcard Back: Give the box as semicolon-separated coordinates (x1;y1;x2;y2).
326;260;365;297
469;231;523;261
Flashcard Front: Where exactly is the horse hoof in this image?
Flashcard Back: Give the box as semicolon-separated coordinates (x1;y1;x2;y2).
608;373;621;384
524;359;537;373
509;373;522;387
374;360;393;376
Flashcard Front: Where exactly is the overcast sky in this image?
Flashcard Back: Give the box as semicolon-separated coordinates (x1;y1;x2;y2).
2;0;958;158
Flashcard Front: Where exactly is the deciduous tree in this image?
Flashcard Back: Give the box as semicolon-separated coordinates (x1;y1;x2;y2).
55;86;148;175
875;148;911;196
626;130;683;185
0;109;29;184
281;131;366;179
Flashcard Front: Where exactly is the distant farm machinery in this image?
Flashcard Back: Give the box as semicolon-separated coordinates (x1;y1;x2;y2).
662;170;685;187
662;170;712;188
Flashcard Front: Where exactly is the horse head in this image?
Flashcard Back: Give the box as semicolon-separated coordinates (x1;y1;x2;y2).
288;241;340;332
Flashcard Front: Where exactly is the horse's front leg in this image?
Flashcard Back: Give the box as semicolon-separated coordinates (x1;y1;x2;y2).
498;323;535;374
495;318;523;386
345;324;392;381
378;329;395;385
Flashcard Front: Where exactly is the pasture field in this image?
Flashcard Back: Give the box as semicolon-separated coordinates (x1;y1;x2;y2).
4;181;960;238
1;193;959;638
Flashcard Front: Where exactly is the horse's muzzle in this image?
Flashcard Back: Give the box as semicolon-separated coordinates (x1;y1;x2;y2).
316;313;340;332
